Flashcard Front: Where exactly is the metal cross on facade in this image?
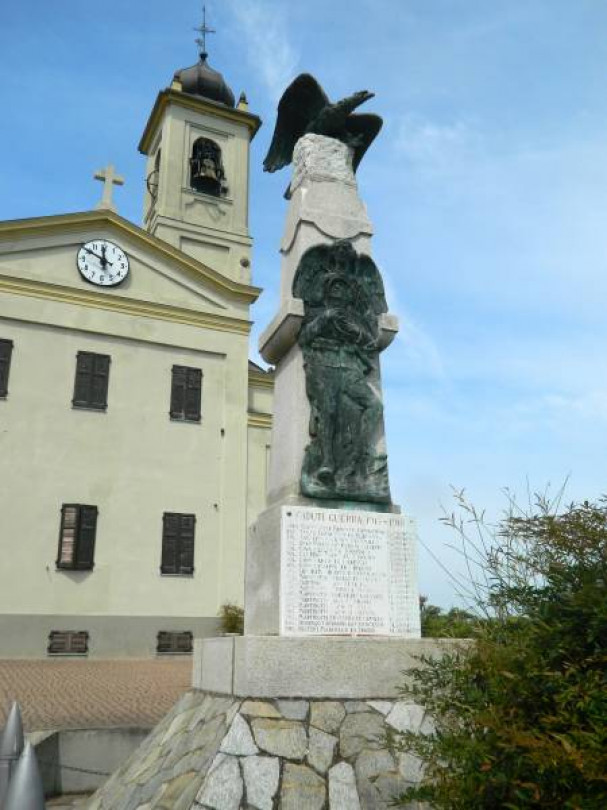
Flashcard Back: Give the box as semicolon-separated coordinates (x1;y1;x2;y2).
193;5;215;58
94;164;125;212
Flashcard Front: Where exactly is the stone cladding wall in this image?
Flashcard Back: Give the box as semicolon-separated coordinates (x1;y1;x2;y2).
86;689;431;810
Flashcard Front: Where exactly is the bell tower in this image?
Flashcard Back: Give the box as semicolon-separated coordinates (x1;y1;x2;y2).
138;17;261;284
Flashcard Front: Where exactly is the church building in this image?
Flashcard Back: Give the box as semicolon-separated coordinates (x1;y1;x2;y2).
0;43;273;657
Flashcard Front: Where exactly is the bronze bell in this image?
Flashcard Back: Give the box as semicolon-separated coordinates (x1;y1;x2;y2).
200;158;218;179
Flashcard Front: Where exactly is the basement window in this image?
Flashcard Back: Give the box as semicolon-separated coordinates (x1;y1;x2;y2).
156;631;193;655
47;631;89;656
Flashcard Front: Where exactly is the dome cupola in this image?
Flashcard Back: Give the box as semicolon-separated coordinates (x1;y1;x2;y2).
173;54;236;108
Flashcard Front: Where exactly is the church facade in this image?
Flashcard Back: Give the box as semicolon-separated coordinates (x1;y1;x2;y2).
0;52;273;657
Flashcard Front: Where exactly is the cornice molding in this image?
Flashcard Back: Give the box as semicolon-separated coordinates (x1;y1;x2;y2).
248;370;275;389
247;412;273;429
0;274;252;336
0;210;262;304
139;89;262;155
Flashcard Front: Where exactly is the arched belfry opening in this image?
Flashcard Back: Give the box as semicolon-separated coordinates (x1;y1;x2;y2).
190;137;225;197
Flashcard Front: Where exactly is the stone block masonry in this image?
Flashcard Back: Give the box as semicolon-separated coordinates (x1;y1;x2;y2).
85;689;435;809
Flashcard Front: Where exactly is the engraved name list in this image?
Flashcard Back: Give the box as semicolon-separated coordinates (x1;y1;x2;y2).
280;506;420;636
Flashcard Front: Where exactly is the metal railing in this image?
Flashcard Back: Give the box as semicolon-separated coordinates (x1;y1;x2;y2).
0;702;46;809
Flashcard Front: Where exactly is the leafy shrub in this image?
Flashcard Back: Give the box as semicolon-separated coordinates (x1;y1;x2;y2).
395;493;607;809
419;596;477;638
218;602;244;634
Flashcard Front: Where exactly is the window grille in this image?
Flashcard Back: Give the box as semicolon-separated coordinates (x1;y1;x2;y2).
47;630;89;655
156;631;193;654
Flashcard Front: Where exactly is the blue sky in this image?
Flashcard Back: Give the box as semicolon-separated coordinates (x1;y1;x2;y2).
2;1;607;607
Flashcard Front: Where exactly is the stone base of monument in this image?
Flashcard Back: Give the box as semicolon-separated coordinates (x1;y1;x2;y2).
86;638;463;810
192;635;445;699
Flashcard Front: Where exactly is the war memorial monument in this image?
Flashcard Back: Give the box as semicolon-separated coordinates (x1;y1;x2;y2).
87;74;459;810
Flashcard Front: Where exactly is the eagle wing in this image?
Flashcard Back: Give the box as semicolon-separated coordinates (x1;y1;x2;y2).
263;74;330;173
343;113;383;172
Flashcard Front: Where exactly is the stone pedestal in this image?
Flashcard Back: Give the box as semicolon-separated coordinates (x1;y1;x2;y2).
88;669;465;810
192;636;453;699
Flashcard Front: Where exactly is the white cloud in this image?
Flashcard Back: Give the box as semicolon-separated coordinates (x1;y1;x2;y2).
224;0;298;103
394;114;481;172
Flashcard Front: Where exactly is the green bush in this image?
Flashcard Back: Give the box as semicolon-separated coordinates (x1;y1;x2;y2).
395;494;607;809
419;596;477;638
217;602;244;634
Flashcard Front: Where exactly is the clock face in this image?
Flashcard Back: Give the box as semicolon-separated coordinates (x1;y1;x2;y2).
77;239;129;287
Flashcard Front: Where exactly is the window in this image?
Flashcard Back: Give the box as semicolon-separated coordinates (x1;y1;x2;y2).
57;504;98;570
170;366;202;422
156;631;193;655
0;339;13;397
47;631;89;656
72;351;110;410
190;137;225;196
161;513;196;575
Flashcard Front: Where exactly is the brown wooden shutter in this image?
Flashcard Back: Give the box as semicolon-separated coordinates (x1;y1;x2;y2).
161;513;179;573
73;352;93;406
91;354;110;408
184;368;202;421
57;504;78;567
76;506;98;569
73;352;110;408
179;514;196;574
170;366;187;418
0;339;13;397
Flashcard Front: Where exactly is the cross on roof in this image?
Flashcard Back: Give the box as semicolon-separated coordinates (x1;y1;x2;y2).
94;164;125;212
193;5;215;58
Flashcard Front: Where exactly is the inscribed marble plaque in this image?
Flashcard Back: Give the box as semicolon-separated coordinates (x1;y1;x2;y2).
280;506;420;637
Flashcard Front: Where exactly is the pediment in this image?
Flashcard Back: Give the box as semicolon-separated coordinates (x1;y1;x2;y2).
0;211;260;323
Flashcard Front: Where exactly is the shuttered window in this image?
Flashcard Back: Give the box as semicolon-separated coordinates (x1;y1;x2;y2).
47;631;89;656
170;366;202;421
161;513;196;575
57;504;98;570
73;352;110;409
156;631;193;655
0;339;13;397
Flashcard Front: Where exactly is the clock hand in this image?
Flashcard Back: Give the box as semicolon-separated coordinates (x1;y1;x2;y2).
100;244;114;269
83;245;113;268
83;246;103;261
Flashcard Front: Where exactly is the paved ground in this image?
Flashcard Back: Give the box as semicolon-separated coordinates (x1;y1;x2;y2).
0;658;192;732
47;793;93;808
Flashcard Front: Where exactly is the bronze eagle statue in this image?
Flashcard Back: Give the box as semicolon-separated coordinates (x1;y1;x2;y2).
263;73;383;174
